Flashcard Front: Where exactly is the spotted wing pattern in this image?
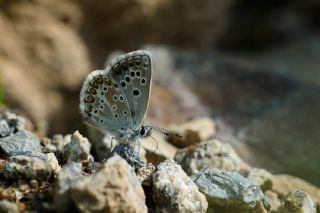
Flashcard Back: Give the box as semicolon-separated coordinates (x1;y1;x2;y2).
79;50;152;133
108;50;152;130
79;70;133;133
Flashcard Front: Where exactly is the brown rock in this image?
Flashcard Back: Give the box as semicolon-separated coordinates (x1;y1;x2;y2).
271;174;320;211
168;117;216;148
250;201;267;213
263;191;281;212
282;190;316;213
142;132;177;165
70;156;147;213
136;163;155;186
175;139;250;176
247;168;273;191
152;160;208;213
63;131;93;163
0;1;89;133
3;153;60;181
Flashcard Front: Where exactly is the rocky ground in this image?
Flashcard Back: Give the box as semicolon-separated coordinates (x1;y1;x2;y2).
0;111;318;213
0;1;320;212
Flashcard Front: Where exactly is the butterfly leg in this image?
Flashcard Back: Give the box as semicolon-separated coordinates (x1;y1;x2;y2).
149;135;159;153
137;139;142;157
134;139;144;169
131;139;139;160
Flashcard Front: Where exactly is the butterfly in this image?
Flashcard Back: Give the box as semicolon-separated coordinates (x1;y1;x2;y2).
79;50;153;144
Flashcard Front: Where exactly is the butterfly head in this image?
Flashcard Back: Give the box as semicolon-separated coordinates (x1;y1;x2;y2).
139;125;152;138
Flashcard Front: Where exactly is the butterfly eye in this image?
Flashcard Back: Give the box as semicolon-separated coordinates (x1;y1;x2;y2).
140;127;145;136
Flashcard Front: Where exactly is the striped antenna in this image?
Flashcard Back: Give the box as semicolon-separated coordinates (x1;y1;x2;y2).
151;126;183;138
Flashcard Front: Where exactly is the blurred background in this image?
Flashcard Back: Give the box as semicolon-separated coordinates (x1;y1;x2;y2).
0;0;319;185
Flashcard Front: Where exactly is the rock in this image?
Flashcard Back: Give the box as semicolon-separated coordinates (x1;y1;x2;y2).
263;191;281;212
166;48;320;185
136;163;155;186
0;111;29;133
143;131;177;165
70;156;147;213
168;117;215;148
193;169;264;211
53;162;83;213
52;134;72;154
250;201;267;213
0;119;11;138
282;190;316;213
47;153;61;175
63;131;93;163
110;143;145;169
136;163;156;212
247;168;272;191
270;174;320;210
0;129;41;156
2;153;59;181
0;0;89;133
0;200;19;213
41;137;58;153
152;159;208;213
175;139;250;176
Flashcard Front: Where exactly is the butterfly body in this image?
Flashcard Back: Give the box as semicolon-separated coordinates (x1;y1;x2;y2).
79;50;153;143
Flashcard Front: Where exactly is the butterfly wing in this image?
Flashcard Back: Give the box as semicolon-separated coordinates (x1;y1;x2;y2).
108;50;152;130
79;70;134;133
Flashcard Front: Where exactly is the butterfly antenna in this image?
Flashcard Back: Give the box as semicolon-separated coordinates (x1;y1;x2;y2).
149;135;158;153
151;126;183;138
